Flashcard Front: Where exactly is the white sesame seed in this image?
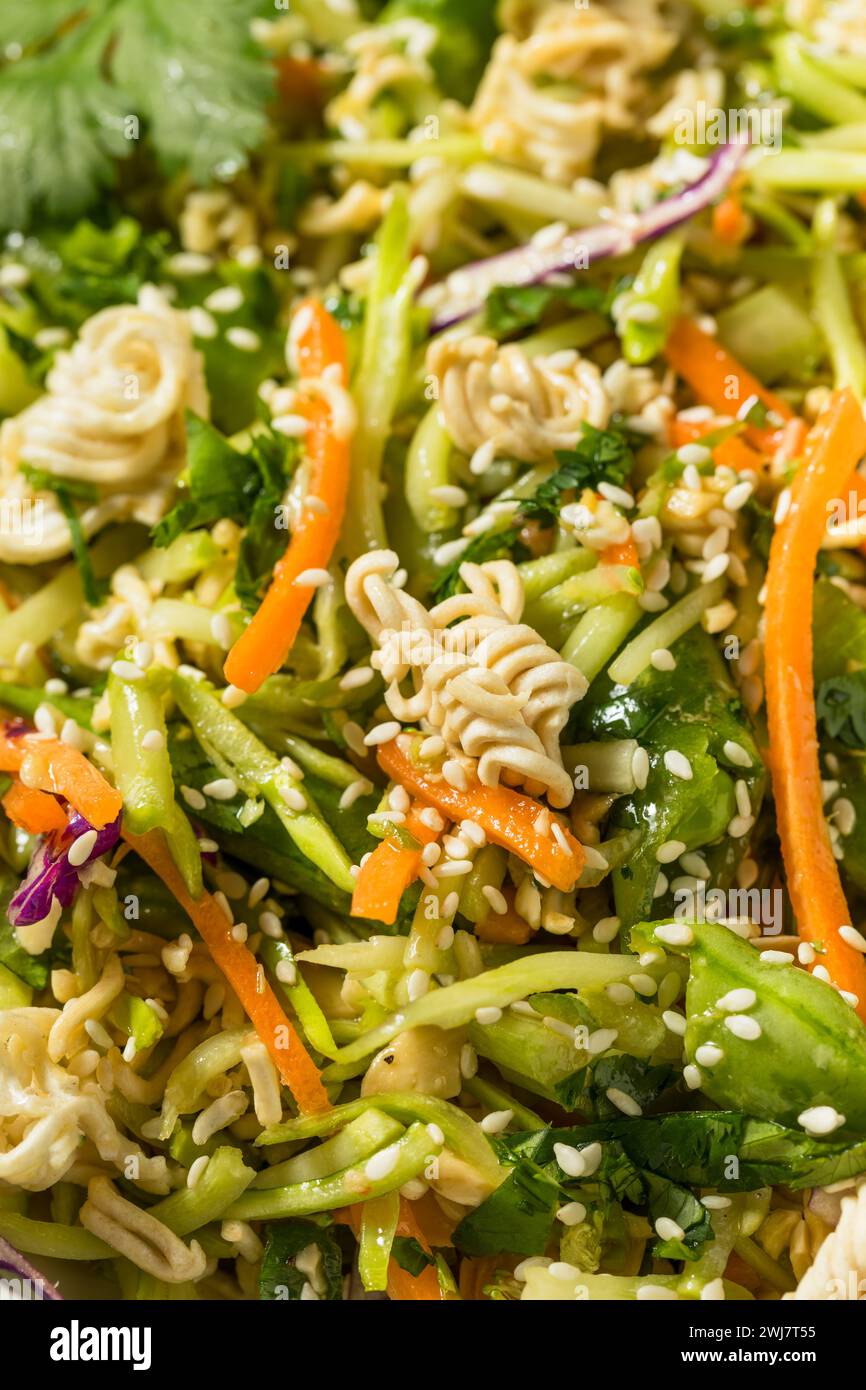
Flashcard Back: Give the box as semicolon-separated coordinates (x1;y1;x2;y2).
436;858;473;877
553;1141;602;1178
702;552;730;583
683;1063;702;1090
226;326;261;351
204;285;244;314
677;443;711;467
723;740;752;768
716;987;756;1012
222;684;247;709
637;1284;679;1301
275;959;297;986
631;747;650;790
442;758;469;791
280;785;307;812
723;480;753;511
429;484;469;508
260;911;284;942
188;306;218;339
474;1006;502;1025
655;1216;685;1242
551;821;570;853
110;659;145;682
663;750;693;781
556;1201;587;1226
840;924;866;953
294;568;332;588
339;778;373;810
433;538;470;567
724;1014;761;1040
180;785;207;811
407;969;430;1002
759;949;793;964
662;1010;686;1036
655;923;694;947
606;983;635;1005
364;721;401;747
203;777;238;801
481;884;508;915
656;840;686;864
231;922;248;944
587;1028;618;1055
480;1109;513;1135
798;941;816;965
727;814;754;839
701;1195;732;1210
695;1043;724;1067
592;915;621;944
650;648;676;672
364;1145;400;1181
141;729;165;752
798;1105;846;1137
628;973;657;996
813;964;832;982
339;666;375;692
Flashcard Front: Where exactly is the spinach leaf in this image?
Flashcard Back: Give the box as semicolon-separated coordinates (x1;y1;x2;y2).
817;672;866;749
391;1236;435;1275
452;1159;562;1257
153;412;260;547
259;1219;343;1300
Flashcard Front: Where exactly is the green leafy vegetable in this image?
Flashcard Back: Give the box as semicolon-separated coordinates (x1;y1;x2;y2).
643;1171;713;1261
234;432;299;613
589;1055;675;1119
20;466;104;608
816;672;866;749
390;1236;435;1275
484;281;605;336
259;1219;343;1300
0;0;273;229
522;425;638;526
452;1156;561;1258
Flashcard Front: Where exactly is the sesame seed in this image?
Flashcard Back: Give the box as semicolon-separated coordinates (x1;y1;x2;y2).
480;1109;513;1135
653;872;669;899
226;326;261;351
556;1201;587;1226
459;1043;477;1079
664;750;692;781
662;1010;686;1036
656;840;686;864
442;758;469;791
422;842;442;867
683;1064;702;1090
407;969;429;1001
204;285;244;314
701;1195;732;1210
294;568;332;588
654;923;694;947
275;959;297;985
606;983;635;1005
813;964;832;982
188;306;218;339
587;1028;618;1055
727;814;754;838
637;1285;679;1301
272;414;310;438
629;973;657;996
702;552;730;583
429;484;469;508
339;666;374;691
481;884;508;915
280;785;307;812
723;1014;762;1040
141;729;165;752
433;538;470;567
67;829;98;867
723;739;752;768
364;721;401;747
723;480;753;511
677;443;711;467
436;859;473;877
110;659;145;682
551;821;570;853
222;685;247;709
339;778;373;810
631;746;649;791
364;1145;399;1181
695;1043;724;1067
650;648;676;672
655;1216;685;1242
231;922;248;943
180;785;207;811
436;923;455;948
760;950;794;964
553;1141;601;1178
716;987;756;1012
798;941;816;965
592;915;620;944
474;1006;502;1025
203;777;238;801
840;924;866;953
798;1105;846;1137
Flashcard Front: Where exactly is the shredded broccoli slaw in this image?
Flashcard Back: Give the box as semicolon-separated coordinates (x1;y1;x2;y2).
3;0;866;1306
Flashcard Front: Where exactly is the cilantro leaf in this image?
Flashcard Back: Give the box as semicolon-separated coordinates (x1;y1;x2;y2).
390;1237;435;1276
0;0;273;230
484;281;605;337
430;527;532;602
523;425;637;525
259;1219;343;1301
152;412;262;547
817;672;866;750
453;1160;562;1258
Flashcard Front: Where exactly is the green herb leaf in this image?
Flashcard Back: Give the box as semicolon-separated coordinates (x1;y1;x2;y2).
484;281;605;336
523;425;637;526
643;1170;713;1261
259;1218;343;1300
152;413;261;547
817;672;866;749
390;1236;435;1275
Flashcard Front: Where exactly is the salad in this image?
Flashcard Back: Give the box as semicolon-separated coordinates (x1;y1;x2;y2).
2;0;866;1305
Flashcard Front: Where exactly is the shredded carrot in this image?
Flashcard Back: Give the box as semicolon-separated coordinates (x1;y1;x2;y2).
341;1196;446;1300
351;803;440;925
123;828;332;1113
1;780;67;834
224;301;351;695
664;317;797;453
475;889;532;946
773;416;808;467
668;417;767;474
600;537;639;569
764;387;866;1020
377;740;584;893
0;728;121;829
712;193;751;247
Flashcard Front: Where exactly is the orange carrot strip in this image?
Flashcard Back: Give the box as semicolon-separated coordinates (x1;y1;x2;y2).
124;828;332;1113
712;193;750;247
2;781;67;834
600;537;639;569
351;803;439;925
341;1196;446;1300
475;888;532;945
377;740;584;893
664;317;797;452
668;417;767;474
224;301;351;694
764;388;866;1020
0;729;121;829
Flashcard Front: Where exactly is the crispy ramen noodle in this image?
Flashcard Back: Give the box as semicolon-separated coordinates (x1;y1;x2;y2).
80;1175;208;1283
0;286;207;563
428;335;610;465
791;1182;866;1299
345;549;585;806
